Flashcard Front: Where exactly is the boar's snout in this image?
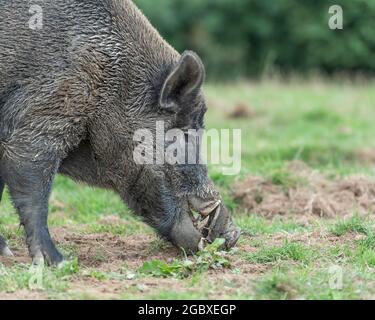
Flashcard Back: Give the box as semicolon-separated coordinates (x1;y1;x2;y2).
204;202;241;250
188;195;241;251
169;207;203;254
168;195;241;253
167;192;241;252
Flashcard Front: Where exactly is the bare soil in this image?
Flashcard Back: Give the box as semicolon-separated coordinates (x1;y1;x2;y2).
233;161;375;218
356;148;375;165
0;227;261;299
228;103;256;119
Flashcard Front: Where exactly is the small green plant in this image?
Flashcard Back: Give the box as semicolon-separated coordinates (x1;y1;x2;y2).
138;239;231;279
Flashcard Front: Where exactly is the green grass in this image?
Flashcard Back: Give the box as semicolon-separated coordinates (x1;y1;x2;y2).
236;215;309;237
330;215;373;237
0;259;79;294
254;264;365;300
246;241;314;264
205;80;375;178
1;79;375;299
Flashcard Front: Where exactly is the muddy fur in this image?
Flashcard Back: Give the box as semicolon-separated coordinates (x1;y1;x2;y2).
0;0;235;264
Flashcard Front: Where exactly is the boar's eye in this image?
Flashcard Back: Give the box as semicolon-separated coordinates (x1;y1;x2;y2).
159;51;205;111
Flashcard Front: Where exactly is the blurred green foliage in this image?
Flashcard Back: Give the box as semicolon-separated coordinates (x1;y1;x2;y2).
135;0;375;79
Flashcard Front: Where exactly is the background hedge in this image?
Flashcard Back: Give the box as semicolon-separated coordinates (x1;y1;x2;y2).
135;0;375;79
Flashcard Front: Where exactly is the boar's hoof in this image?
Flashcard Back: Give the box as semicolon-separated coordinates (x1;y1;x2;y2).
0;236;14;257
33;252;66;269
32;251;45;266
0;246;14;257
32;249;64;267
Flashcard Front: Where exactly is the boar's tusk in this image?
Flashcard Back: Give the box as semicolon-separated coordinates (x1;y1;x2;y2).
197;216;210;231
206;205;221;242
200;199;221;216
32;251;45;266
198;238;206;251
189;196;221;217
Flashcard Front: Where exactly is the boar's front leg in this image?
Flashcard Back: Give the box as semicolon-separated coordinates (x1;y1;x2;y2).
1;158;63;266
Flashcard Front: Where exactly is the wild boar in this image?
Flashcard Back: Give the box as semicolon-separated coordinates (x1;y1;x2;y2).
0;0;240;265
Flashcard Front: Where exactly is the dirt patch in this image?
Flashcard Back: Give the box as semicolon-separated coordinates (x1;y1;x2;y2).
228;103;256;119
0;228;260;299
356;149;375;165
233;161;375;218
0;289;48;300
52;227;179;270
0;255;30;267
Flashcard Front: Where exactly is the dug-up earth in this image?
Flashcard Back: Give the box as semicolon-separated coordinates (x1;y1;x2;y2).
233;161;375;219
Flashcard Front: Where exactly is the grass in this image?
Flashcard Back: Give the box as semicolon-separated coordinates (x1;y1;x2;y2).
0;259;79;293
236;215;309;237
246;241;314;264
1;79;375;299
330;215;373;237
254;265;364;300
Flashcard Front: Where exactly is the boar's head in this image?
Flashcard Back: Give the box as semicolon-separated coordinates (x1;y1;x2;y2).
99;51;241;253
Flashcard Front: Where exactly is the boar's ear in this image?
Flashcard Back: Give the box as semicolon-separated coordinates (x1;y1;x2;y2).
160;51;205;110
